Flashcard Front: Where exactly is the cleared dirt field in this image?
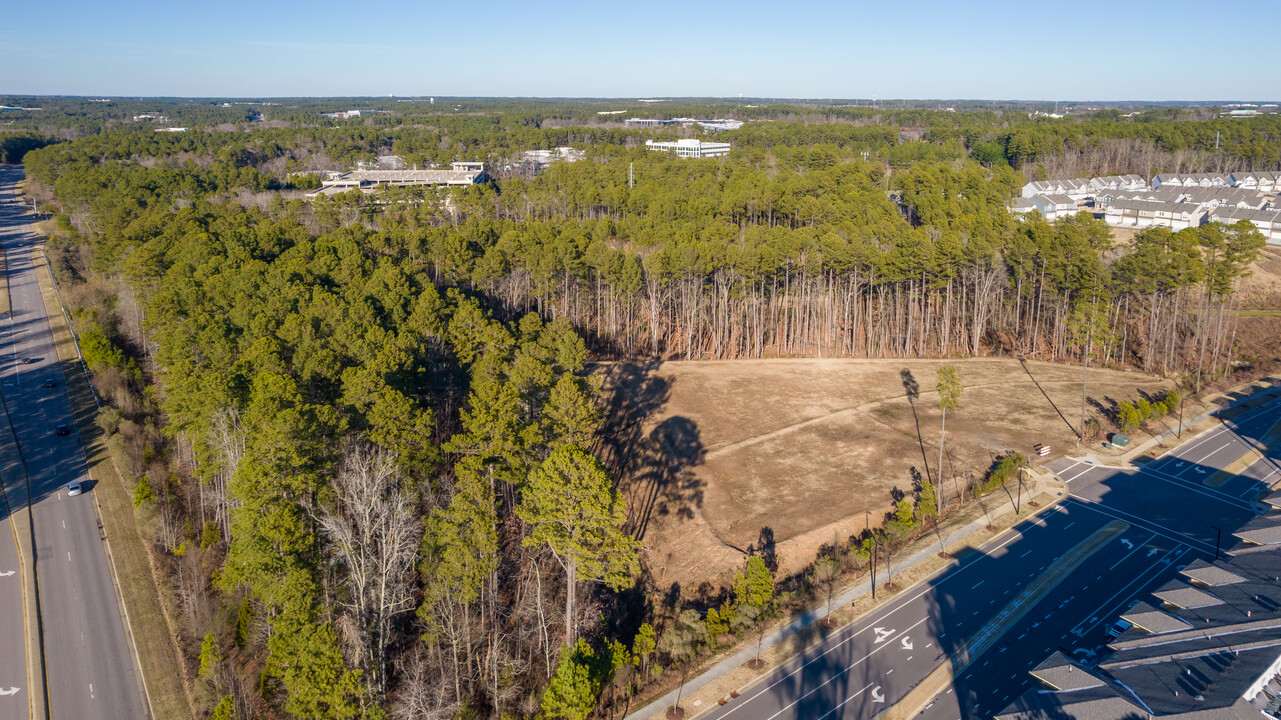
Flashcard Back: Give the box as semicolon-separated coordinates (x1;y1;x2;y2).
599;358;1174;589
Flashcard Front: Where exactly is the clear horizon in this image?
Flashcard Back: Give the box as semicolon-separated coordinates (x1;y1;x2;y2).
3;0;1279;101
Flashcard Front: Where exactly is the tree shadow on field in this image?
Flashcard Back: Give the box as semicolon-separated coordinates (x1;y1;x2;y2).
1019;358;1079;438
900;368;933;484
597;362;705;542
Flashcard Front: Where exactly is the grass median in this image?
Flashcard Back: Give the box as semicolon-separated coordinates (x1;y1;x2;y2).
28;242;194;720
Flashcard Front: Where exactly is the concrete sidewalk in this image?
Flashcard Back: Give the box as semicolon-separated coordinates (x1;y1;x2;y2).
624;473;1053;720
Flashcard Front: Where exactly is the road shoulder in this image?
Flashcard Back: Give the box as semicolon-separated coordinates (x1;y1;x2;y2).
29;236;194;720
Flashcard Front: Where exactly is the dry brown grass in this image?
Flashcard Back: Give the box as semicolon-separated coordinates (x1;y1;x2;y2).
603;357;1173;587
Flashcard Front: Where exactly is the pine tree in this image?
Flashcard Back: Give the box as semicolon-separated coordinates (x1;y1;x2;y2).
519;445;640;645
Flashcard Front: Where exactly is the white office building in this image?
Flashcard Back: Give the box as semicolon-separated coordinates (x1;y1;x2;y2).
644;138;731;159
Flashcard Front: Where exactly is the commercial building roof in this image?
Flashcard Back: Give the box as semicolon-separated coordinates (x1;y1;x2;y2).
999;510;1281;719
1154;584;1224;609
1119;601;1193;634
1181;558;1246;587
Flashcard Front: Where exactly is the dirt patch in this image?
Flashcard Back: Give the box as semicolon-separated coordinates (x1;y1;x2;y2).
601;358;1172;587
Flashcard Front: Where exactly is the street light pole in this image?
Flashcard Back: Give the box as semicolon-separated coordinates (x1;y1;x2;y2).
1211;525;1221;560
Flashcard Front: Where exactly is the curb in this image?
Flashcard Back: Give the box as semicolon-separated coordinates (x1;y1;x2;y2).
625;473;1062;720
31;244;156;720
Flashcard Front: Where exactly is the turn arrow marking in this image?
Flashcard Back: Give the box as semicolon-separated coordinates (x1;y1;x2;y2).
1120;538;1134;549
0;687;20;696
871;686;885;703
0;570;14;578
1147;548;1159;558
873;627;894;643
900;636;913;650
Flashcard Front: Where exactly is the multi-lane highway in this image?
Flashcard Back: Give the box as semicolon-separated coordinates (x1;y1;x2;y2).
0;166;146;719
697;393;1279;720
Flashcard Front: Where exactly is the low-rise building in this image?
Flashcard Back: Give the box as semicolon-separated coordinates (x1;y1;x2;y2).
1009;198;1036;215
998;510;1281;720
1105;198;1206;230
1153;185;1269;210
1153;172;1232;189
1230;171;1281;194
624;117;672;128
304;164;486;199
519;147;585;175
1207;206;1281;245
644;138;731;159
1029;194;1079;220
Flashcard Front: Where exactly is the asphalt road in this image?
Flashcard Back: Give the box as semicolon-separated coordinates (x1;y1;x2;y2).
0;166;146;720
699;396;1279;720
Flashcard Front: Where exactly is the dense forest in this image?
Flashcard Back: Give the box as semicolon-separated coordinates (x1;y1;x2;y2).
7;98;1276;720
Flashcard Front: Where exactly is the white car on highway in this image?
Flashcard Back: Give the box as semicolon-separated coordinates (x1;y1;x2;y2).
66;481;83;497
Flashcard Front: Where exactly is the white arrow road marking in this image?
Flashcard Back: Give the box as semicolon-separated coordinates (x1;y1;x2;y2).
1195;467;1208;474
1147;548;1159;557
0;687;20;696
0;570;14;577
873;627;894;643
871;686;885;703
1175;461;1185;468
1120;538;1134;549
900;636;913;650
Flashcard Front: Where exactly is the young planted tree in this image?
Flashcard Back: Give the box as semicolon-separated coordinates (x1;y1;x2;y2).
935;364;962;515
881;500;917;591
734;556;775;669
917;476;945;556
810;556;842;626
658;610;708;719
519;445;641;645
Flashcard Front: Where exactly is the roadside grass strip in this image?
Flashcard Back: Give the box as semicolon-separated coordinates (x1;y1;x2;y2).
30;246;194;720
1203;416;1281;488
951;520;1129;672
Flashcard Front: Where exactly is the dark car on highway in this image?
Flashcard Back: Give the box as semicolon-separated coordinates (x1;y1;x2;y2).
20;357;34;364
55;425;71;436
43;378;56;388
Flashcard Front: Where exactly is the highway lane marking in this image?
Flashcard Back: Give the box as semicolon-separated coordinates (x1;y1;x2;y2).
1063;497;1217;554
1018;550;1033;558
1069;545;1185;637
1079;546;1190;638
971;581;984;590
752;618;929;720
1109;533;1155;570
1137;458;1255;509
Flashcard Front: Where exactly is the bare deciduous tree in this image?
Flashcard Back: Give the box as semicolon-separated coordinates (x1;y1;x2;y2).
317;444;421;699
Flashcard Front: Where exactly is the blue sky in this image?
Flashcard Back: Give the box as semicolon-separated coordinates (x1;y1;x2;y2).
3;0;1278;101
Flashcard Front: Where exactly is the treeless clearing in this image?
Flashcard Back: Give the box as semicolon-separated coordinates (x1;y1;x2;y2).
600;357;1173;588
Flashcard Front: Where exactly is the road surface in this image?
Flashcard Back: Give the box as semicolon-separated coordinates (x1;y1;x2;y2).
0;165;146;719
696;394;1278;720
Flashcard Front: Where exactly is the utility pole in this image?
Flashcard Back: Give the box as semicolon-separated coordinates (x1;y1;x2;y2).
1079;309;1093;447
1215;131;1220;150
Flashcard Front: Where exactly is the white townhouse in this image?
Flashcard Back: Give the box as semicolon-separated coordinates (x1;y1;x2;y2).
1229;171;1280;194
1208;207;1281;245
1105;198;1206;230
1030;194;1079;220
